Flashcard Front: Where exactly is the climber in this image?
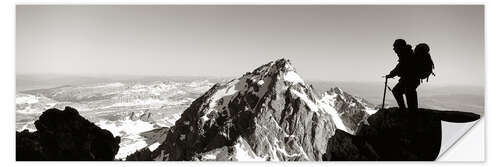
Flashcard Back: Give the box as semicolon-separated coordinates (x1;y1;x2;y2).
385;39;420;112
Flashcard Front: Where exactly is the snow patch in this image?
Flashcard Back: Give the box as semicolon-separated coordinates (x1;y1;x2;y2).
96;118;156;159
365;108;378;115
201;115;210;122
17;121;36;132
283;61;296;71
155;113;181;127
16;94;39;104
273;138;301;157
283;71;304;84
148;142;160;151
257;80;265;86
201;80;241;122
318;102;349;133
233;137;266;161
202;153;217;160
290;89;319;112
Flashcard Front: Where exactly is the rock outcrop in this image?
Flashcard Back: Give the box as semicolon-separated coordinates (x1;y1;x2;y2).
16;106;121;161
140;127;170;145
125;147;154;161
322;107;480;161
127;59;371;161
129;110;153;122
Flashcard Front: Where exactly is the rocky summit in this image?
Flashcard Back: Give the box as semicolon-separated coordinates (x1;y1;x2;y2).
322;107;480;161
127;58;375;161
16;107;121;161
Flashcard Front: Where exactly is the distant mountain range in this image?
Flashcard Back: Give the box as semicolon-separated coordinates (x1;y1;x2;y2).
16;80;214;159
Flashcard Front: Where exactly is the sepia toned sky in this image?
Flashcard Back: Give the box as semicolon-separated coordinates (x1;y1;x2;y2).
16;5;484;86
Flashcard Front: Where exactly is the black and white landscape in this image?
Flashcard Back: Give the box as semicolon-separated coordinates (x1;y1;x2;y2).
16;79;214;159
15;5;484;161
16;59;482;161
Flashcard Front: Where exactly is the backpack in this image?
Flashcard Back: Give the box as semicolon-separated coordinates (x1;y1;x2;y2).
414;43;435;82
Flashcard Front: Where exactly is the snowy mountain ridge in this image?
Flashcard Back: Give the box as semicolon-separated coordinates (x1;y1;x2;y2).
127;58;376;161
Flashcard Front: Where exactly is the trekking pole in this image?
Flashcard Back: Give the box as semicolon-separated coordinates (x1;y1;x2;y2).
382;76;388;109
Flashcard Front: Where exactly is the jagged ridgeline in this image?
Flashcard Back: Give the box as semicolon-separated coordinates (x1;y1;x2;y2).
127;59;375;161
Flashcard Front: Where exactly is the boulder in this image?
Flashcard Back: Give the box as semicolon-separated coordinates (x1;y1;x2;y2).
16;106;121;161
322;107;480;161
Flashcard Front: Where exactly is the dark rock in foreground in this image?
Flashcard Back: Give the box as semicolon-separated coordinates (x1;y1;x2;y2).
16;130;44;160
125;147;154;161
16;107;121;161
322;108;480;161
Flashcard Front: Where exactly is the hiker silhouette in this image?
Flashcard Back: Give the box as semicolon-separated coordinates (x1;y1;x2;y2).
386;39;420;112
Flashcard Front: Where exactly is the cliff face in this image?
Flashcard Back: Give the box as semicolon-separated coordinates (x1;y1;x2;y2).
322;107;480;161
16;107;121;161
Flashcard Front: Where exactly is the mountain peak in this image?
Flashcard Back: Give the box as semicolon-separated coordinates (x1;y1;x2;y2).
251;58;295;73
245;58;303;87
273;58;295;72
129;59;376;161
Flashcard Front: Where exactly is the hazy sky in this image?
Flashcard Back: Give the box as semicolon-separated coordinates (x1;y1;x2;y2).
16;5;484;86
